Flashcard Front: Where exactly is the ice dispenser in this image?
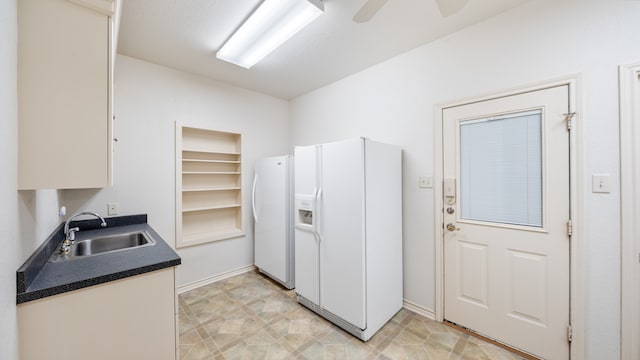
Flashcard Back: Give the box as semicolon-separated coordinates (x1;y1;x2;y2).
295;196;315;230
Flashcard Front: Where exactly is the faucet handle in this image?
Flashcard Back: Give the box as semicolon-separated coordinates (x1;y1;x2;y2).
66;227;80;242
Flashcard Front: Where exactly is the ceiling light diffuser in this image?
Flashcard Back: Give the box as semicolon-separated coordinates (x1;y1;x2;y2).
216;0;324;69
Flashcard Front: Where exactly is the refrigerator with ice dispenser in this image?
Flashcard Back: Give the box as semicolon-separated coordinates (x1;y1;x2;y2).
294;137;402;341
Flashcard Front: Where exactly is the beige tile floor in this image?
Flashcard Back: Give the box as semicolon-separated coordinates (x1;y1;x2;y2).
178;270;526;360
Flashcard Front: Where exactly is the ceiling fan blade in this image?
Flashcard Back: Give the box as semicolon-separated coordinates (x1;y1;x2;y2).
352;0;389;23
435;0;469;18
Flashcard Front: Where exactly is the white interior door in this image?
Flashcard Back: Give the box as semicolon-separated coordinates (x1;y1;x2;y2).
443;85;571;359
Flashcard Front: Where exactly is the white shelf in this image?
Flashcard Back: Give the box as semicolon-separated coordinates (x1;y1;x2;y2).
182;159;241;164
176;123;243;249
181;229;245;248
182;148;240;155
182;171;241;175
182;204;241;213
181;187;241;192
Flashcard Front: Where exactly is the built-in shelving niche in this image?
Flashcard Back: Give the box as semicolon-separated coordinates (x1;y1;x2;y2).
176;123;243;248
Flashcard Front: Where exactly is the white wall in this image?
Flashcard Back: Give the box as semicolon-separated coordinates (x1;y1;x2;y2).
63;55;290;286
290;1;640;358
0;1;19;358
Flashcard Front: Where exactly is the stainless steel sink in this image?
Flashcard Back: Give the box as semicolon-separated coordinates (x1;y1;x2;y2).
49;231;156;262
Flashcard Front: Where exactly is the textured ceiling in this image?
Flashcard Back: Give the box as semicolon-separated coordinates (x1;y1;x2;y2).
117;0;530;99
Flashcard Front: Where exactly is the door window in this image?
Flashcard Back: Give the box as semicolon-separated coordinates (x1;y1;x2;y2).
459;110;543;228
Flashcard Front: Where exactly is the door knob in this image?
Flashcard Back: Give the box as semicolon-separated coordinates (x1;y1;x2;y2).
446;223;460;232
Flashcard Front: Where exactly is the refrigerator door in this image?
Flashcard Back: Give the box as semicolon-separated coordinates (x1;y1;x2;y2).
320;138;366;329
254;156;293;286
294;145;320;304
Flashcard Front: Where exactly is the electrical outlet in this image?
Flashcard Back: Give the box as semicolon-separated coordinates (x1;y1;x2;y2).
107;202;119;215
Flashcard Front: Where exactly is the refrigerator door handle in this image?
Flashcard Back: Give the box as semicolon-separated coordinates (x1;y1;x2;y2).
252;173;258;222
309;187;318;235
314;188;322;240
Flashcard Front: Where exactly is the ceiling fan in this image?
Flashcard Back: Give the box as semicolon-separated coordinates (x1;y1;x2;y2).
352;0;470;23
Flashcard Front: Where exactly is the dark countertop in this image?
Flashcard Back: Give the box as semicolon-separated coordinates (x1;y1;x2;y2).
16;214;181;304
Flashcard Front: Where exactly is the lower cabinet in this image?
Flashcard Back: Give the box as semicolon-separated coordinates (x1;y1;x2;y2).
18;268;177;360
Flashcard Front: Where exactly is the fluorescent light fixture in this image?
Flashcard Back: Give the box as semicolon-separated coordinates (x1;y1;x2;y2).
216;0;324;69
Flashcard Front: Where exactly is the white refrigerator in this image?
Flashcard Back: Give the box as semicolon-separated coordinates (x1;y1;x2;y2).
253;155;294;289
294;137;403;341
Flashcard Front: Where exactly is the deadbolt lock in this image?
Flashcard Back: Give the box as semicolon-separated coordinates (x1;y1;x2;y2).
446;207;455;214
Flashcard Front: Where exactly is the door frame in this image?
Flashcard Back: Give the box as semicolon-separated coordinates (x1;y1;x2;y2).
620;62;640;360
434;76;583;359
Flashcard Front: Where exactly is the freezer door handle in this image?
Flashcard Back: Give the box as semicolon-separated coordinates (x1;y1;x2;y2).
311;187;318;234
252;174;258;222
314;188;322;239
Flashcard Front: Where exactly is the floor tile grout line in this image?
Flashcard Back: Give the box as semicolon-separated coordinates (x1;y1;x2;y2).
179;270;527;360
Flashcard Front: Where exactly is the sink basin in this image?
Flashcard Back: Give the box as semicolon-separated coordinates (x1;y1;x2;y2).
72;232;153;256
49;231;156;262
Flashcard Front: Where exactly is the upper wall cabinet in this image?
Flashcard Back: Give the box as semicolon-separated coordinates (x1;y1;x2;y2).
17;0;121;189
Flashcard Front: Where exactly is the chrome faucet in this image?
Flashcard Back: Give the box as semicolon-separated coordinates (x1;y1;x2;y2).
60;212;107;254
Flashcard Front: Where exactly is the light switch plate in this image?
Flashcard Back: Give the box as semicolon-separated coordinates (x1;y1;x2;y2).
592;174;610;193
419;176;433;188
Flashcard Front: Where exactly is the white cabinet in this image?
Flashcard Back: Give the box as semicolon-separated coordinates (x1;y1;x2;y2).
176;123;244;248
18;269;177;360
17;0;120;189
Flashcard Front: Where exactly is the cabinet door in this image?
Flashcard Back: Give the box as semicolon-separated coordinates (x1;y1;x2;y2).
18;269;176;360
18;0;111;189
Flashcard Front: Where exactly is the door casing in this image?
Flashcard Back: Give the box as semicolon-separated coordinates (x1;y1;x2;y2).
620;62;640;360
434;76;584;359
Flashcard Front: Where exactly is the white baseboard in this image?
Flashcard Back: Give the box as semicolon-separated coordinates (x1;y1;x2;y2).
176;264;256;294
403;299;436;320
